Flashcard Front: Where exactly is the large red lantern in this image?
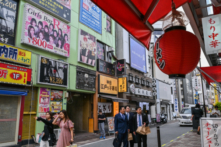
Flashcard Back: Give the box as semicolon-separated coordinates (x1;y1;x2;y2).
154;26;200;78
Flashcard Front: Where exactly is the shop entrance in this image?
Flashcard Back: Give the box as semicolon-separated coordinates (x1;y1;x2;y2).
0;96;20;146
67;94;92;133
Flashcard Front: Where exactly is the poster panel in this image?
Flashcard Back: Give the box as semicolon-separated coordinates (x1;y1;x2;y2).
107;117;115;132
98;102;112;113
50;90;63;101
0;62;32;85
22;4;70;57
79;0;102;34
38;56;69;87
39;104;50;112
38;113;47;119
39;88;50;105
97;41;105;60
78;29;96;66
0;0;18;45
50;102;62;112
27;0;71;22
97;59;115;76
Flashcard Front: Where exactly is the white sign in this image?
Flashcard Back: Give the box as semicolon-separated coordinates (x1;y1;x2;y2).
141;89;145;96
130;84;135;94
201;118;221;147
192;76;202;92
202;14;221;54
98;102;112;113
174;98;178;112
135;88;142;95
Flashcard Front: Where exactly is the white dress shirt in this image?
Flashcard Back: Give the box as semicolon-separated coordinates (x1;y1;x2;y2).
126;112;130;120
137;114;142;128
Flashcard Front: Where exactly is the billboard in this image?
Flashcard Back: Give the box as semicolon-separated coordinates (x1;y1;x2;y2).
129;37;146;73
27;0;71;22
78;29;96;66
98;74;118;95
38;56;69;87
0;43;32;65
0;62;32;85
0;0;18;45
21;4;70;57
79;0;102;34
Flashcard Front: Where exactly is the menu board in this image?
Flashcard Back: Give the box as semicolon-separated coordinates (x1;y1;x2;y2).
107;117;115;132
97;59;115;76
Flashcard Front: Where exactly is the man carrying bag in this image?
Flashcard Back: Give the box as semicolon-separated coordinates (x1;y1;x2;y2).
132;107;149;147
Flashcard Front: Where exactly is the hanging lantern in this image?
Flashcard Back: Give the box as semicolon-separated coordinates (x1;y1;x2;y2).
154;1;200;79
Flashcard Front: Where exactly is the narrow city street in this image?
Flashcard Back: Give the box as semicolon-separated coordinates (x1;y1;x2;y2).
77;122;194;147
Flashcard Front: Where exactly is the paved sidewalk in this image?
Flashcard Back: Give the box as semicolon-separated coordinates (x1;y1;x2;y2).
164;131;201;147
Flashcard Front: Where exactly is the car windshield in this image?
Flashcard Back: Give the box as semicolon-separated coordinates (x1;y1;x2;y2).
180;108;191;114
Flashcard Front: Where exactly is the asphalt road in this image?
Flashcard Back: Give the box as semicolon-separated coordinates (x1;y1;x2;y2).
78;122;192;147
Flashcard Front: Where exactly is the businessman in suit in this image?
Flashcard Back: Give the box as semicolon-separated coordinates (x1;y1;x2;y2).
132;107;149;147
115;106;129;147
125;105;134;147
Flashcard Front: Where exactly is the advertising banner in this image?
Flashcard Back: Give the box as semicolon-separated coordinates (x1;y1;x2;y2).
107;117;115;132
97;41;105;60
39;88;50;112
98;102;112;113
129;37;146;73
50;90;63;101
0;0;18;45
0;62;32;85
118;77;127;93
113;102;119;116
38;56;68;87
78;29;96;66
98;74;118;95
50;102;62;112
22;4;70;57
0;43;32;65
76;66;96;91
79;0;102;34
27;0;71;22
97;59;115;76
116;59;126;76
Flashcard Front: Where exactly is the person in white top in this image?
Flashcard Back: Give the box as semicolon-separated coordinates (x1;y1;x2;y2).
212;106;220;117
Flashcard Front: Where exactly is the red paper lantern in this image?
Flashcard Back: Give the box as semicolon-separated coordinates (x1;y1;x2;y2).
154;26;200;78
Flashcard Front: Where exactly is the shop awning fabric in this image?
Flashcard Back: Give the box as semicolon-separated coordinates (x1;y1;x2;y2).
199;66;221;85
0;87;29;96
92;0;192;49
99;94;129;103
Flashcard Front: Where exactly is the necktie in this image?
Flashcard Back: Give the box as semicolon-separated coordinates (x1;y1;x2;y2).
127;113;129;120
122;114;125;120
139;115;142;126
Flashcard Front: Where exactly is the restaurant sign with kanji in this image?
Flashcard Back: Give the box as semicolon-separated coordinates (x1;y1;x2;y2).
202;15;221;55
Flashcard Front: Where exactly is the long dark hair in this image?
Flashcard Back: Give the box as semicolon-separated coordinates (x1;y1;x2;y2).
46;111;53;120
60;110;69;122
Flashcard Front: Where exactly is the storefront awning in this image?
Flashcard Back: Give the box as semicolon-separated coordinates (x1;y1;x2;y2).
0;87;29;96
161;100;171;105
198;66;221;85
91;0;192;49
128;96;155;103
99;94;129;103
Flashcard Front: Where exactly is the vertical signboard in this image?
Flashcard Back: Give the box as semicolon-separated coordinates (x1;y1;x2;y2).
118;77;127;92
21;4;71;57
79;0;102;34
113;102;119;116
0;0;18;45
202;14;221;54
214;84;219;103
39;88;50;112
116;59;126;76
174;98;178;112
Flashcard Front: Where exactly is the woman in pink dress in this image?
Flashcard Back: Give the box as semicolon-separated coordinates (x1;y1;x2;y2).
53;110;74;147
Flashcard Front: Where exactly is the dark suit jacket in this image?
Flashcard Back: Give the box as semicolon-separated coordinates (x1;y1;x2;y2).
126;112;134;132
132;113;149;133
114;113;129;134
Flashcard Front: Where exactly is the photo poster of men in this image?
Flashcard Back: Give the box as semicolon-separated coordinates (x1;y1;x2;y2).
107;117;115;132
0;0;18;45
39;88;50;112
98;102;112;113
50;90;63;101
50;102;62;113
38;56;68;87
78;29;97;66
22;4;70;57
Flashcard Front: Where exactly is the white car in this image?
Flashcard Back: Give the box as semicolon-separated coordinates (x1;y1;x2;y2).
179;107;193;126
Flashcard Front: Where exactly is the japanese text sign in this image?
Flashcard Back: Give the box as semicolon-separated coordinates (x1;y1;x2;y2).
0;43;32;65
113;102;119;116
98;74;118;95
0;62;32;85
118;77;127;93
202;15;221;54
22;4;70;57
201;118;221;147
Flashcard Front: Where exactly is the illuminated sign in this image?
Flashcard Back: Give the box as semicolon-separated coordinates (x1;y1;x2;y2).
118;77;127;92
0;62;32;85
113;102;119;116
98;74;118;95
0;43;32;65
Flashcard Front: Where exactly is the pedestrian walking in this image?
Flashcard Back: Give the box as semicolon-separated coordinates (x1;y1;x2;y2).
98;110;106;139
132;107;149;147
191;104;203;135
52;110;74;147
211;105;220;117
114;106;129;147
35;111;56;147
125;105;134;147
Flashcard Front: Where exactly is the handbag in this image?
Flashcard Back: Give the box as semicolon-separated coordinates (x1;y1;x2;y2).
36;132;44;143
113;135;119;147
128;133;133;141
136;126;151;135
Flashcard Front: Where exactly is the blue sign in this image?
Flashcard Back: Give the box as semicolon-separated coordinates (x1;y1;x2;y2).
79;0;102;34
129;37;147;73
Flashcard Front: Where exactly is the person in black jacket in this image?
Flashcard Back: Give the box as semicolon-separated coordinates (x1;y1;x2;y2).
35;111;56;147
191;104;203;135
125;105;134;147
132;107;149;147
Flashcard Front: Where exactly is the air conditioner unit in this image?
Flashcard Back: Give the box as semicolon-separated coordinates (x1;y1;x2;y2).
212;0;221;7
54;129;61;140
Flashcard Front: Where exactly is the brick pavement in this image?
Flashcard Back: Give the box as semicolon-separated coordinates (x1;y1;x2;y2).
164;131;201;147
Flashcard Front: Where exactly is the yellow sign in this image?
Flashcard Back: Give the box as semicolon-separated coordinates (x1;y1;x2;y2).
99;75;118;95
113;102;119;116
214;84;219;103
0;43;32;65
0;62;32;85
118;77;127;92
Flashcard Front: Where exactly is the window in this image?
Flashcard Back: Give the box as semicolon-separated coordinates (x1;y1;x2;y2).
97;41;105;60
181;90;184;95
106;15;112;33
171;87;173;94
